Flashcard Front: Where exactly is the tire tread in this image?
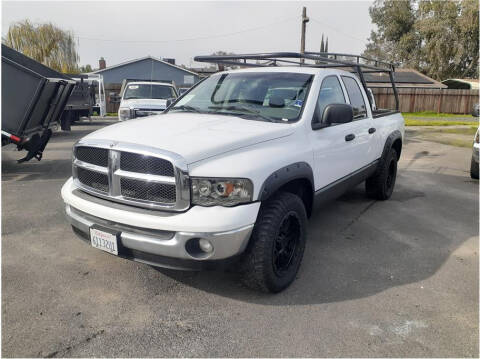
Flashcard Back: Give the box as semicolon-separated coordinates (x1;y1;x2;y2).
366;148;398;200
240;192;306;293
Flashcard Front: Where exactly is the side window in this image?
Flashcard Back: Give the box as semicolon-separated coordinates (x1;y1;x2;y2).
313;76;346;124
341;76;367;119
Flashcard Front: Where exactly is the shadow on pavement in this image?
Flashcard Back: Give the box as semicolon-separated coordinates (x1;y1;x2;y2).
1;158;73;182
156;170;478;305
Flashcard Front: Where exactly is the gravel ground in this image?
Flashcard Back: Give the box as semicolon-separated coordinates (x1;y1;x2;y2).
2;118;478;357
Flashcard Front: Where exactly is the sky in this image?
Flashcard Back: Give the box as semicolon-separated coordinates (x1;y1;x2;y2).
2;0;375;69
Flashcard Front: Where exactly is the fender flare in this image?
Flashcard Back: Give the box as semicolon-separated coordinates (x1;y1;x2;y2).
381;130;402;162
258;162;314;201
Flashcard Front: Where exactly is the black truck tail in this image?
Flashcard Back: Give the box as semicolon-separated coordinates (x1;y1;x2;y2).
1;44;76;162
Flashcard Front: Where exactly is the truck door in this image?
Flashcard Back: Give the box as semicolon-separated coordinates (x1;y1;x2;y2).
309;75;375;190
340;75;378;165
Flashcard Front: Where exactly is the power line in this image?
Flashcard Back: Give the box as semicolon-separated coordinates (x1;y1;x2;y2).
78;16;298;44
309;17;366;43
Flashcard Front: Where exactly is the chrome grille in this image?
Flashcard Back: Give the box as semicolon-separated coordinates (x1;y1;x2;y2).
120;152;174;176
77;167;109;192
120;178;176;203
75;146;108;167
72;141;190;211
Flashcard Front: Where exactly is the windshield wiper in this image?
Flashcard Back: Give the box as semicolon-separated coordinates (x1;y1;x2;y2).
170;105;202;113
208;105;275;122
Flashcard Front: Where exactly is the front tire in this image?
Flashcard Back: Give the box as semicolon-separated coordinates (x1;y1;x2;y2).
240;192;307;293
366;148;398;200
470;156;479;179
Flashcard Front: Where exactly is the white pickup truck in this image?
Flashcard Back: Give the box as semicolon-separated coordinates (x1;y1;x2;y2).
117;81;178;121
62;53;404;292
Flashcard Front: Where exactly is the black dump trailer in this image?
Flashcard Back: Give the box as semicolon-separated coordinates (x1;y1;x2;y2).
1;44;76;162
60;74;97;131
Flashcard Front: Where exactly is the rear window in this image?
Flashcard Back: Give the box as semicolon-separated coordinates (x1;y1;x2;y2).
341;76;367;119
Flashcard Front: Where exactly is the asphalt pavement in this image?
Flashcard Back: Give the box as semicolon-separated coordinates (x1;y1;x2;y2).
2;118;478;357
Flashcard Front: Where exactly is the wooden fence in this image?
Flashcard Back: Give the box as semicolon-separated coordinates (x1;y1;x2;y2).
104;84;479;115
371;88;479;114
105;84;122;113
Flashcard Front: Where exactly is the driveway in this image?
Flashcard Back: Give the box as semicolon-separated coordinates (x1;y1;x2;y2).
2;118;478;357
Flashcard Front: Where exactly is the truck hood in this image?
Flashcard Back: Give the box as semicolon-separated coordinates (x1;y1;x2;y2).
83;112;294;164
120;98;167;110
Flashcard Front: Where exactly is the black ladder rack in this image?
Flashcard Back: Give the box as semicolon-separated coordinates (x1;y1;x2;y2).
193;52;399;111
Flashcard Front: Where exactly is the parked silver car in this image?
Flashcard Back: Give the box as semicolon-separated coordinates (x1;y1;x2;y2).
470;127;479;179
472;103;479;117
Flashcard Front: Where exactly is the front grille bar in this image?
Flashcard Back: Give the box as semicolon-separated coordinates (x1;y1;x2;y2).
72;139;190;211
74;159;108;174
115;169;175;184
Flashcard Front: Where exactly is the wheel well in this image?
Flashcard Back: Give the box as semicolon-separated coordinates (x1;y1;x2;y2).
277;178;314;217
392;138;402;160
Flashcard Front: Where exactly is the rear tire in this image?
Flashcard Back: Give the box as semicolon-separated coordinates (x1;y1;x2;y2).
470;156;479;179
366;148;398;200
240;192;307;293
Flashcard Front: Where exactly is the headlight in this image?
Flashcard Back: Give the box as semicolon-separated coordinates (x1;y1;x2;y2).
191;177;253;207
118;107;131;121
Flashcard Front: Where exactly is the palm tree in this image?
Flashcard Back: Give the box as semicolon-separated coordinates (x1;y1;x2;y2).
4;20;79;73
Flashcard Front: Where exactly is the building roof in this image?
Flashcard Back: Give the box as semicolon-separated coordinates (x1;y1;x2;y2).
365;68;447;89
441;78;479;90
187;67;219;77
92;56;199;76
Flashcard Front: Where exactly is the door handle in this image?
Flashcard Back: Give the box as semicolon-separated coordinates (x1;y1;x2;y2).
345;134;355;141
368;127;376;134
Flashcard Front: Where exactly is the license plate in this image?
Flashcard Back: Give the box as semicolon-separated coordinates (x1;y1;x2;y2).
90;227;119;255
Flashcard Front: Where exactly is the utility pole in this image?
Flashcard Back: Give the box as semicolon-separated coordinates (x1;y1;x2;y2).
300;6;309;64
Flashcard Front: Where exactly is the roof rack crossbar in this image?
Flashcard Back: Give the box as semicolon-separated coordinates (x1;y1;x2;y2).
194;52;395;73
193;52;399;111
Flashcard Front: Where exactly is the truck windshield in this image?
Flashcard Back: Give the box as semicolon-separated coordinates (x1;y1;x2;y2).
124;84;176;100
169;72;312;122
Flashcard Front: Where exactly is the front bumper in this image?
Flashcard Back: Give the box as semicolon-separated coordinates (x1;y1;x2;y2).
62;178;260;269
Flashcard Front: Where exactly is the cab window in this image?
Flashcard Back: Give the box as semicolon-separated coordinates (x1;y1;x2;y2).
341;76;367;119
313;76;346;124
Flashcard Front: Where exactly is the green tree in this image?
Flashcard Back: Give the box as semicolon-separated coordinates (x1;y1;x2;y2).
4;19;79;73
363;0;479;80
79;64;93;73
416;0;479;79
363;0;419;66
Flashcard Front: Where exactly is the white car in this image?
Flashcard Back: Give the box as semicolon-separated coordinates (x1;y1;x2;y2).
62;53;404;292
471;128;479;179
117;81;178;121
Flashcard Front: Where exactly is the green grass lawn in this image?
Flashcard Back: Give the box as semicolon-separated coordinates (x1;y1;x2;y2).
405;119;477;126
402;111;471;118
402;111;478;127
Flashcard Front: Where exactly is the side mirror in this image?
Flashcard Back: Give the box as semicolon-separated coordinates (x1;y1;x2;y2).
311;103;354;130
323;103;353;126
